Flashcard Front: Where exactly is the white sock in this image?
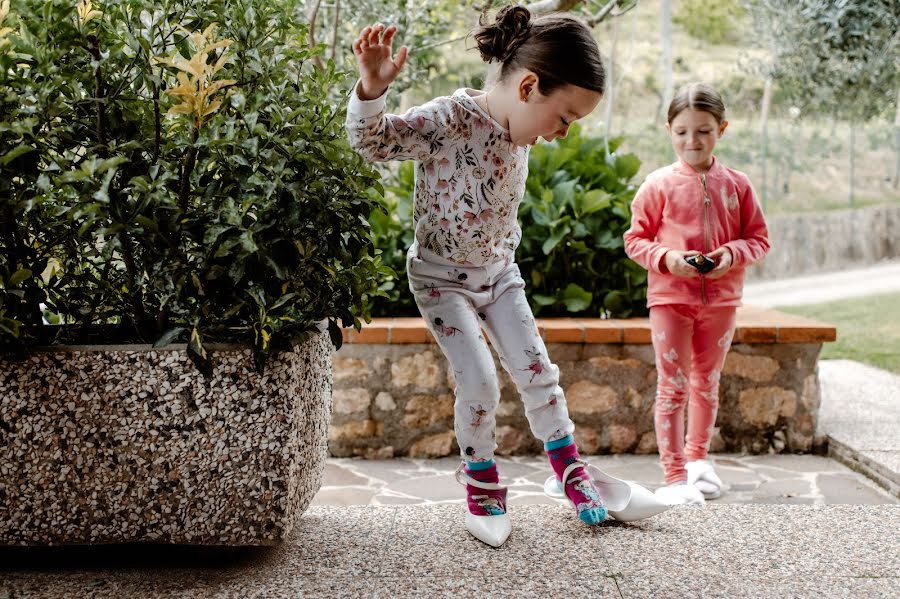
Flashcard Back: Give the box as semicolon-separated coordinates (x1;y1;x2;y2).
655;482;705;506
694;479;718;495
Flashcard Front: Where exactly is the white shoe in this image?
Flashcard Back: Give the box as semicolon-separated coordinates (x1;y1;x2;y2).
542;461;671;522
455;465;511;548
655;483;706;506
686;459;724;499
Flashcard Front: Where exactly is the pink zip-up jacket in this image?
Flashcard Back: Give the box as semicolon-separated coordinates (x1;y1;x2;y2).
624;157;770;308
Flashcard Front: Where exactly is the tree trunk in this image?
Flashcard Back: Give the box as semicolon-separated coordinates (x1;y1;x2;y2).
894;88;900;189
849;120;856;208
330;0;341;63
658;0;673;124
307;0;324;70
759;76;773;210
603;14;620;145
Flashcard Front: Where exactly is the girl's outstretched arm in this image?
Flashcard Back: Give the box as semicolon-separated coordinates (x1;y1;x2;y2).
353;24;408;101
345;24;457;163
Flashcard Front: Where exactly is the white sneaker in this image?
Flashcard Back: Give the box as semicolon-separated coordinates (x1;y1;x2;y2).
654;483;706;506
686;459;724;499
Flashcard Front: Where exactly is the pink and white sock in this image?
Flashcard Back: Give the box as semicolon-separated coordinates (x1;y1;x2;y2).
546;435;607;525
465;461;506;516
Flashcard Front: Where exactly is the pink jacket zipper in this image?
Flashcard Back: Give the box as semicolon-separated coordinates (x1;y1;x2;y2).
701;173;710;305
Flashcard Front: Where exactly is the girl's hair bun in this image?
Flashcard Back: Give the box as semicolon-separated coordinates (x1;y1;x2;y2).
474;5;532;64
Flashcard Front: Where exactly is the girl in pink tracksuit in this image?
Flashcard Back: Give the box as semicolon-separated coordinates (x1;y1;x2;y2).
624;83;770;505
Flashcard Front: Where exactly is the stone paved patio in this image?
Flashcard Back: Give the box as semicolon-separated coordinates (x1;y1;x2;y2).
312;454;897;508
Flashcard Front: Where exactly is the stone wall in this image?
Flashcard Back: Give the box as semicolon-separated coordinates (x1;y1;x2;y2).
330;340;823;459
0;333;333;546
747;203;900;281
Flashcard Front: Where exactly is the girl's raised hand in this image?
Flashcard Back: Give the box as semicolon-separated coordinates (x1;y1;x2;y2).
353;24;409;101
664;249;701;278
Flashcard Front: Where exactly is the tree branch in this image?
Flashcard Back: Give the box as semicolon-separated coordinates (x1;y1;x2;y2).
330;0;341;62
525;0;585;14
86;36;108;158
152;69;161;164
178;126;199;213
150;23;162;164
585;0;616;26
413;34;470;53
307;0;325;70
586;0;638;27
479;1;498;22
518;0;634;26
119;226;150;337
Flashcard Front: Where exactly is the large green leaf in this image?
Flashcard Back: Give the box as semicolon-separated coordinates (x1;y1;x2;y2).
562;284;592;312
7;269;32;287
579;189;612;215
613;154;642;180
1;145;37;166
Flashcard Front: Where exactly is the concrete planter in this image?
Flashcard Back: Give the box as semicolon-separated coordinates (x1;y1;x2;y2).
0;332;333;546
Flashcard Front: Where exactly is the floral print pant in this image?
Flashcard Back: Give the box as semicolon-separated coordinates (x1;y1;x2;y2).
407;245;574;462
650;304;737;484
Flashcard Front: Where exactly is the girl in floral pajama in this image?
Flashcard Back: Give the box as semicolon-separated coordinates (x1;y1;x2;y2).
624;83;770;505
346;6;608;545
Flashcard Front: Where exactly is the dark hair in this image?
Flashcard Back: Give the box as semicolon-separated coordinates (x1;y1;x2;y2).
473;5;605;95
667;82;726;124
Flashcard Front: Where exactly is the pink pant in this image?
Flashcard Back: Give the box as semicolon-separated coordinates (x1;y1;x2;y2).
650;304;737;485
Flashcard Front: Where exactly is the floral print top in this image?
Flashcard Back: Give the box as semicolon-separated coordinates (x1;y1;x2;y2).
346;85;529;266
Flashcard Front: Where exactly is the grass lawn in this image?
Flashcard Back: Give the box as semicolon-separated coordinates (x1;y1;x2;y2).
778;293;900;374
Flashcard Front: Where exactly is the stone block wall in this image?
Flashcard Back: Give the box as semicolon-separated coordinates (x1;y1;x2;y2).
747;204;900;281
330;307;835;459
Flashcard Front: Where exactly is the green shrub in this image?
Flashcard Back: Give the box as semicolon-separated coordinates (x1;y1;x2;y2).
674;0;747;45
0;0;383;373
367;163;417;317
370;123;647;319
520;124;646;318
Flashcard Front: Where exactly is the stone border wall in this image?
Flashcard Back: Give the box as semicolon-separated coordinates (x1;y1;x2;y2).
748;203;900;281
330;307;835;459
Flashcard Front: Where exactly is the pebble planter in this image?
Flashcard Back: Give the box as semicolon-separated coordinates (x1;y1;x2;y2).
0;332;333;546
